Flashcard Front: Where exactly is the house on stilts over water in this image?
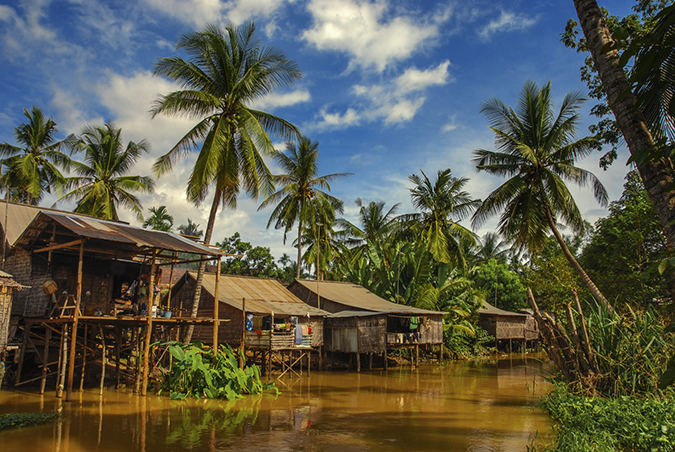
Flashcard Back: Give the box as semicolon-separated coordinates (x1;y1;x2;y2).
287;280;444;371
165;272;329;376
477;300;539;351
0;201;223;398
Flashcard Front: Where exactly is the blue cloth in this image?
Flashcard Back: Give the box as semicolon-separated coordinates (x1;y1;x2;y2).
295;325;303;345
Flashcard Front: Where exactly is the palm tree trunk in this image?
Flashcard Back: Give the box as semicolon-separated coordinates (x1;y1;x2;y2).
573;0;675;249
183;188;221;343
545;208;613;311
296;217;303;279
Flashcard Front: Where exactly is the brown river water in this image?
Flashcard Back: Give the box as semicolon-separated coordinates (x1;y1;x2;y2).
0;354;552;452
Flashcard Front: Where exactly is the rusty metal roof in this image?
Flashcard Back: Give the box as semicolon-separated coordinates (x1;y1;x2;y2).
478;301;528;317
289;279;444;315
14;211;221;257
0;201;59;246
194;272;329;317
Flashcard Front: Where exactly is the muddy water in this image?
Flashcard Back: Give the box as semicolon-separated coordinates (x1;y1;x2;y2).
0;355;552;452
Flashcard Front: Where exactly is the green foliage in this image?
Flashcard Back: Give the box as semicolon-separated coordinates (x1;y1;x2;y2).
61;123;155;221
562;0;674;168
0;412;59;430
581;172;668;308
536;385;675;452
526;235;587;315
143;205;174;232
177;219;203;238
472;258;526;312
160;342;278;400
0;106;76;204
586;302;675;397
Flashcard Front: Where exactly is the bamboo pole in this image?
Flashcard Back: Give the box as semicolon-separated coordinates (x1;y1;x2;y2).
40;328;52;394
212;256;221;354
15;324;29;385
239;298;246;369
115;325;121;389
55;325;65;396
79;324;87;391
99;325;106;395
142;251;157;396
66;240;84;401
134;327;141;393
574;290;599;373
57;325;68;398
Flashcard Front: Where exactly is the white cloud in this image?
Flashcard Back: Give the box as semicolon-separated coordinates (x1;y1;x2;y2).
0;0;59;60
395;60;451;94
302;0;444;72
248;89;311;110
308;60;451;130
441;115;459;132
478;10;538;41
142;0;287;27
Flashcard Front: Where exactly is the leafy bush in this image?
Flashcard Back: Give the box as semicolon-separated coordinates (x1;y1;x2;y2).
535;385;675;452
0;412;58;430
445;325;494;358
160;342;278;400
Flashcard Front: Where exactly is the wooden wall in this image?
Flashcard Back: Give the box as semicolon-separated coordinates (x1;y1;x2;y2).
478;314;528;340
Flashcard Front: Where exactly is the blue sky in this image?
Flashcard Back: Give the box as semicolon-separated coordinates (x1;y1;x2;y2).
0;0;637;258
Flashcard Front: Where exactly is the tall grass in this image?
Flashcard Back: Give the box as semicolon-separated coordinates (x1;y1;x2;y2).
584;302;674;397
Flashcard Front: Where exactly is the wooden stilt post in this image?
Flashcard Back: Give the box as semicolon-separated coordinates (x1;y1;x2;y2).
66;240;85;401
368;352;373;371
40;327;52;394
415;344;419;367
142;250;157;396
57;325;68;398
99;325;106;395
239;298;246;369
212;256;221;354
134;327;141;394
80;324;88;390
55;325;65;395
356;352;361;373
115;325;121;389
307;350;311;377
319;345;323;371
440;343;444;364
15;323;29;386
384;348;388;370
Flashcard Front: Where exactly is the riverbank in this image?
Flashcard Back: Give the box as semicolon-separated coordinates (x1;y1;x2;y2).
0;354;551;452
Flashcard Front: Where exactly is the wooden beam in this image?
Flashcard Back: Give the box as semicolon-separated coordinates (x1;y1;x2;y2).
141;250;156;396
212;256;221;354
33;239;83;254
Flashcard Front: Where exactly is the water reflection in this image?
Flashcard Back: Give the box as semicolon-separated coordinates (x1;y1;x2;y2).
0;354;551;452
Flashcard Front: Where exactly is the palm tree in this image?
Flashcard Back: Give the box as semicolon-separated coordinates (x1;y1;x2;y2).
406;169;480;266
177;219;204;238
471;80;611;308
258;137;350;278
572;0;675;250
0;106;76;204
143;206;174;231
60;123;154;221
151;22;301;340
336;198;400;258
474;232;510;265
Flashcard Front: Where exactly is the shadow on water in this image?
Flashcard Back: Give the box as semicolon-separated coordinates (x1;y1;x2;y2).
0;353;553;452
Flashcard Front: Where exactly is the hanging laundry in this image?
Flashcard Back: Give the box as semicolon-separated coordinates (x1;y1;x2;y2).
246;313;254;331
295;325;303;345
410;316;419;330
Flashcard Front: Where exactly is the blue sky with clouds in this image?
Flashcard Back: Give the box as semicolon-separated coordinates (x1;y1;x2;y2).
0;0;637;258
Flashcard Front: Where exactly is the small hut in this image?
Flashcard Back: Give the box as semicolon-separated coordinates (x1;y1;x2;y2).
477;301;539;350
287;280;444;370
166;273;329;373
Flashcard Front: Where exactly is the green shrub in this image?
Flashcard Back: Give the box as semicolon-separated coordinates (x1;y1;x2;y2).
536;386;675;452
159;342;278;400
0;412;59;430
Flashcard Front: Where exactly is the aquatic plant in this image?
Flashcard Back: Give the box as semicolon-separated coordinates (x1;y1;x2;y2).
533;384;675;452
0;412;59;430
159;342;278;400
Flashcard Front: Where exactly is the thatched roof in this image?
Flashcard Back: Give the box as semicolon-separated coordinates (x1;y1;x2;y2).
478;300;528;317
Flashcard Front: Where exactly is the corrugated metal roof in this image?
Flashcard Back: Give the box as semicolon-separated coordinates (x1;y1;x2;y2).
291;280;444;315
0;201;56;246
14;211;221;256
327;310;387;318
194;273;329;317
479;300;528;317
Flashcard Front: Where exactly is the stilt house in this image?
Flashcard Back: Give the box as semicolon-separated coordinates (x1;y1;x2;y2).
477;301;539;348
166;273;329;371
287;280;444;370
